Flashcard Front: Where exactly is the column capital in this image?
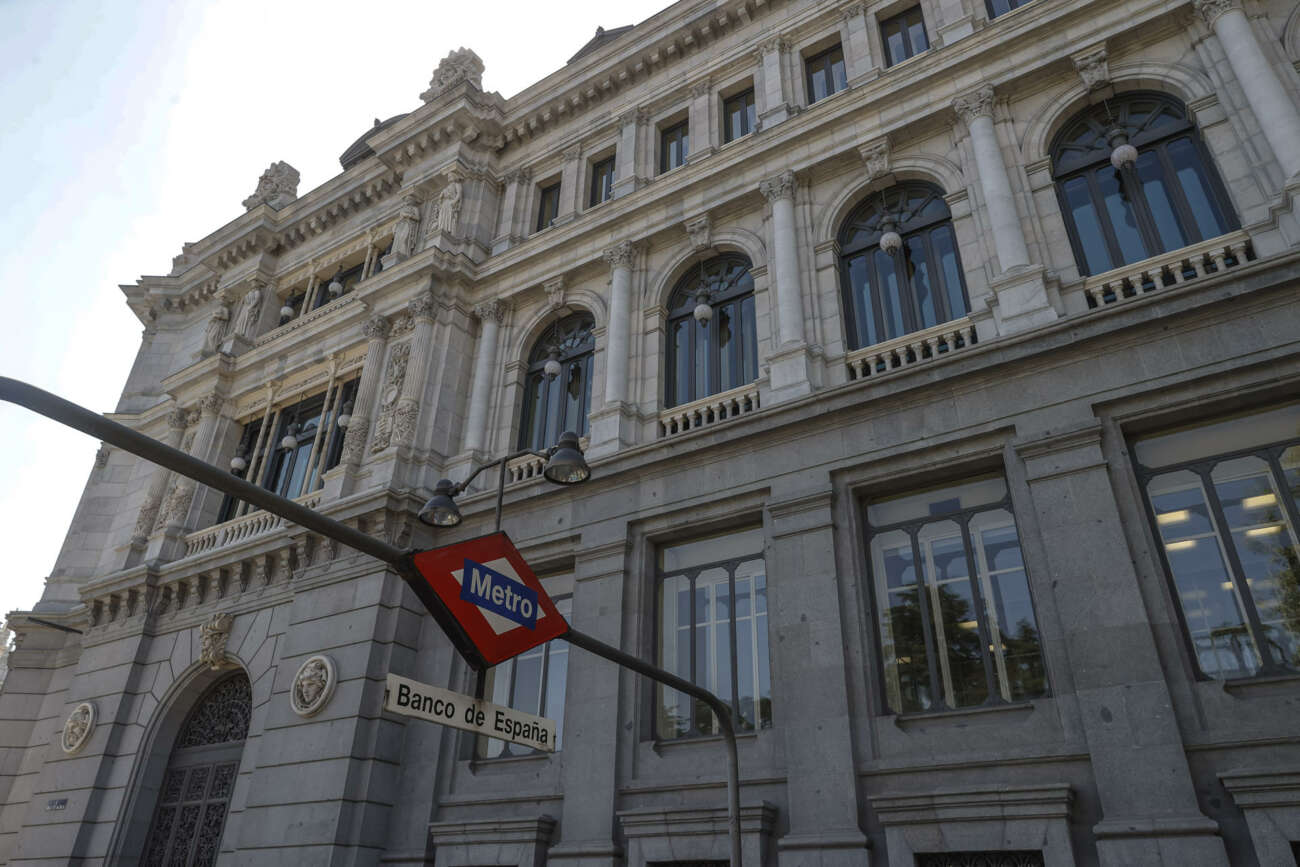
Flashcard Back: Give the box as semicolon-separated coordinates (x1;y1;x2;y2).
839;1;867;21
601;241;639;270
473;299;509;323
504;166;532;186
759;170;796;203
758;35;788;56
1192;0;1239;27
618;107;651;127
952;84;996;125
198;392;225;417
167;406;191;431
407;291;437;323
362;314;391;341
561;143;583;162
690;78;713;99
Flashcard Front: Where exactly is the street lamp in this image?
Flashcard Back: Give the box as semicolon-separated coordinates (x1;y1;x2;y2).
417;430;591;530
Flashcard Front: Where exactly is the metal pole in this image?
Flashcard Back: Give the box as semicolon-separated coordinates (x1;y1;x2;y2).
1;376;744;865
563;628;743;867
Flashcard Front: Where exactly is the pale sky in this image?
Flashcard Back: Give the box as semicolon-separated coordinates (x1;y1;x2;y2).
0;0;671;618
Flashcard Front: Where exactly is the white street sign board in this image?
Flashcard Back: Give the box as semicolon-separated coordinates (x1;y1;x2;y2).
383;673;556;753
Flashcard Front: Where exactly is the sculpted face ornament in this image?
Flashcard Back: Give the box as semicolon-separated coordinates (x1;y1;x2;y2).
199;613;236;671
61;702;95;754
290;655;336;718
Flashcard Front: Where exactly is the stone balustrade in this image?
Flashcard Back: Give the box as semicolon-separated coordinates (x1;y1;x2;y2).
183;491;323;557
844;318;978;382
1080;231;1253;310
658;384;762;438
505;437;590;484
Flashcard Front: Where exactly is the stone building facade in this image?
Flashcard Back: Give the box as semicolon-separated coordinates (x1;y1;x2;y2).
3;0;1300;864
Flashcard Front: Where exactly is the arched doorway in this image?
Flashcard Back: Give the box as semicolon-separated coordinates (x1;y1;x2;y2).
141;672;251;866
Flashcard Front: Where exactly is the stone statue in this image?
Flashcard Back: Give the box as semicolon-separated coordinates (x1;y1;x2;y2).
290;655;336;717
242;161;300;210
231;285;263;340
199;612;235;670
435;178;462;235
390;194;421;259
419;48;484;103
201;304;229;355
61;703;95;754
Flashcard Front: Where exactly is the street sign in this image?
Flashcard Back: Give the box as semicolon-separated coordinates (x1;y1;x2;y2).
411;531;569;665
384;673;556;752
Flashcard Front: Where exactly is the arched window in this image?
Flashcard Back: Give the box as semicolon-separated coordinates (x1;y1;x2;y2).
838;182;969;350
142;673;251;866
666;253;758;408
518;312;595;451
1051;91;1238;277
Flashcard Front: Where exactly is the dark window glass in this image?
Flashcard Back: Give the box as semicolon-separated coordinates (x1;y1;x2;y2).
478;596;571;758
518;313;595;451
985;0;1034;18
881;7;929;67
804;45;847;104
723;89;756;143
589;157;615;207
665;254;758;407
660;121;689;173
916;853;1044;867
1050;92;1237;277
866;476;1048;715
657;529;771;739
837;182;970;350
536;183;560;232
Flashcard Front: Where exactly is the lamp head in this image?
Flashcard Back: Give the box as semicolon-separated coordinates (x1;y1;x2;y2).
543;431;591;485
418;478;463;527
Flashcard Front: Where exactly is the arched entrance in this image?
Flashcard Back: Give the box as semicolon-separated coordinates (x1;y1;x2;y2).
140;672;251;866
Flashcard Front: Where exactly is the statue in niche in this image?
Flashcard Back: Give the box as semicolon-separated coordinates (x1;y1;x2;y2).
435;177;462;236
390;194;421;259
231;285;262;340
201;304;229;355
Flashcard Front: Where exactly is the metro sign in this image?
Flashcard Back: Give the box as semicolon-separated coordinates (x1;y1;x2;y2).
412;532;569;666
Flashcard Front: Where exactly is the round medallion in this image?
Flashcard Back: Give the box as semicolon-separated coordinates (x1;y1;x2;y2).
61;702;96;754
290;655;336;718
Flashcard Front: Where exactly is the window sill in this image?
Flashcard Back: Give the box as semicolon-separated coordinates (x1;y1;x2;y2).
1219;670;1300;698
882;49;930;74
891;700;1035;730
649;727;765;755
467;749;555;773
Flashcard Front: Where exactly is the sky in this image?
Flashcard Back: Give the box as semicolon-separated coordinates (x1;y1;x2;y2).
0;0;672;619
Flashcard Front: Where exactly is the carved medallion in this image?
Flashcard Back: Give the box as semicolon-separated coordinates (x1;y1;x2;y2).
61;702;96;754
290;655;336;718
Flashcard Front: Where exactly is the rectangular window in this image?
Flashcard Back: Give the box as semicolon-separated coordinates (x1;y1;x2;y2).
881;7;929;67
536;182;561;232
985;0;1033;18
660;121;689;174
477;596;571;758
657;528;771;739
916;853;1044;867
722;89;756;143
217;379;358;522
804;45;847;105
1133;403;1300;679
589;156;615;207
866;475;1048;714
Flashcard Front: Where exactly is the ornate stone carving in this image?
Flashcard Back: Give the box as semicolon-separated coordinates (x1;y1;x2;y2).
420;47;484;102
393;399;420;447
602;241;637;270
60;702;95;754
691;79;713;99
132;491;162;545
168;406;191;432
241;161;300;211
561;143;583;161
433;174;463;236
363;314;392;342
389;194;422;260
408;292;437;323
199;392;224;416
858;137;891;181
199;612;235;670
200;304;229;356
1192;0;1238;27
231;284;264;340
505;167;533;186
685;214;712;250
759;170;796;203
371;343;410;452
94;445;111;469
543;276;567;310
340;416;370;467
157;481;195;531
759;36;788;56
473;299;508;323
1072;46;1110;91
840;1;867;21
290;655;336;717
953;85;996;124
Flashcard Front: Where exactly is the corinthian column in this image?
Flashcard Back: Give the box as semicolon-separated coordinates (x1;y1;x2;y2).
1195;0;1300;178
601;242;636;407
954;85;1030;272
463;300;507;455
339;315;391;469
393;291;438;448
759;170;806;348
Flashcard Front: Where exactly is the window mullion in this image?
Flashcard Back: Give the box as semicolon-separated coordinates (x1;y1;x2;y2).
1086;169;1127;269
908;529;947;711
1198;467;1280;673
728;564;740;723
1119;162;1165;257
958;516;1003;704
688;571;699;734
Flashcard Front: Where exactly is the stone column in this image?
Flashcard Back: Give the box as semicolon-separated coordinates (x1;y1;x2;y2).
602;242;635;406
612;110;646;198
1195;0;1300;178
338;315;391;472
126;405;189;563
393;291;438;449
150;393;227;561
687;79;716;160
462;300;506;455
755;37;795;128
555;144;584;225
953;85;1030;273
1015;425;1228;867
759;171;805;348
492;168;530;253
838;2;876;85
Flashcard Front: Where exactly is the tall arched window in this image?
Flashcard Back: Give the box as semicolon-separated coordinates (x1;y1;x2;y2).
518;312;594;451
142;673;251;866
666;253;758;408
1051;91;1238;277
838;182;969;350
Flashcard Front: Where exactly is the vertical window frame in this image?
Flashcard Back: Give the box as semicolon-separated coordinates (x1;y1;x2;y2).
722;89;756;144
535;181;561;233
803;44;847;105
880;7;930;68
589;156;616;208
659;120;690;174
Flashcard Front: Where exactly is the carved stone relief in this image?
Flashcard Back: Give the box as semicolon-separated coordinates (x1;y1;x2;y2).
241;161;300;211
199;612;236;670
61;702;95;754
371;342;410;452
419;48;485;102
289;655;337;718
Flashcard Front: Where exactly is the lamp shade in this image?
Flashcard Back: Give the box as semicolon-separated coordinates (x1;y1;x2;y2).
418;478;463;527
229;454;248;473
543;431;591;485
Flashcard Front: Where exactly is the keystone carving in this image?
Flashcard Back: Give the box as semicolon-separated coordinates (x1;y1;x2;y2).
241;161;300;211
1072;46;1110;91
685;215;712;250
61;703;95;754
420;47;484;102
199;612;236;670
857;137;891;181
543;277;567;310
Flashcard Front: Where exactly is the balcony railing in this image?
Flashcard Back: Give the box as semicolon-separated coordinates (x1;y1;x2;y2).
659;383;762;438
505;436;590;484
183;491;323;557
845;318;978;382
1080;231;1253;310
